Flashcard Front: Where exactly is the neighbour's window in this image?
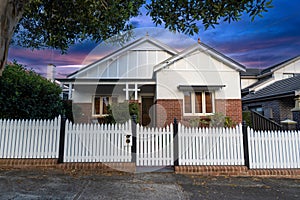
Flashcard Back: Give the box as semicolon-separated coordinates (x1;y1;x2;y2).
250;106;264;115
283;73;294;79
93;96;116;116
184;91;214;115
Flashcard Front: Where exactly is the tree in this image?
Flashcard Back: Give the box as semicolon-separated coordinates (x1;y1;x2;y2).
0;0;273;75
0;62;62;119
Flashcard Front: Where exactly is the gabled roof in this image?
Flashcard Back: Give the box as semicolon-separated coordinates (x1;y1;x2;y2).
153;42;246;72
243;75;300;102
258;55;300;78
68;36;178;78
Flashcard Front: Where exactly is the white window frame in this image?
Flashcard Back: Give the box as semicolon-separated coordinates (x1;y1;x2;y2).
92;96;112;117
183;91;215;116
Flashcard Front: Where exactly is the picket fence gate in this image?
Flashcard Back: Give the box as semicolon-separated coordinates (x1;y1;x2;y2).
63;120;132;162
136;124;174;166
0;116;61;158
178;123;245;166
247;127;300;169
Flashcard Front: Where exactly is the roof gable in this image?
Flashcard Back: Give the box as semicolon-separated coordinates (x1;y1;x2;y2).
259;55;300;78
154;42;246;72
68;36;178;79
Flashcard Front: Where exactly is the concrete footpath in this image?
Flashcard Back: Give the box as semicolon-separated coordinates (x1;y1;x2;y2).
0;168;300;200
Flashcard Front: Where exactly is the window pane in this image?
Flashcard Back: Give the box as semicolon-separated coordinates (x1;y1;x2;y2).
205;92;213;113
195;92;202;113
102;97;109;114
184;92;192;113
94;97;100;115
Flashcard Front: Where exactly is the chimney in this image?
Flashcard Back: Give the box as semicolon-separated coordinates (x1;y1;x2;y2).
47;64;56;82
197;38;201;44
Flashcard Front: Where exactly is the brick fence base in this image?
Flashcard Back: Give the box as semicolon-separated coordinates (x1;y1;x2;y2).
0;159;58;169
0;159;136;173
175;166;300;178
1;160;300;177
57;162;136;173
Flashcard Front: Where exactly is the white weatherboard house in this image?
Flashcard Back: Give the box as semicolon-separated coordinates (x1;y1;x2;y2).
59;35;245;126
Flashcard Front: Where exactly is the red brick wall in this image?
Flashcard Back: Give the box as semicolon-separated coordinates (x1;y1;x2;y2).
155;99;183;127
215;99;242;124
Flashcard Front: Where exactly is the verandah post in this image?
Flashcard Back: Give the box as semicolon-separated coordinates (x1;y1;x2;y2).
173;118;179;166
58;114;66;163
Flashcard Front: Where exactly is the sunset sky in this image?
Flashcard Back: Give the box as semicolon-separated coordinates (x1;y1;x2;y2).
8;0;300;78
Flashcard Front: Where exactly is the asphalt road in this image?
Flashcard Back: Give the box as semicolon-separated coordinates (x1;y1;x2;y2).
0;168;299;200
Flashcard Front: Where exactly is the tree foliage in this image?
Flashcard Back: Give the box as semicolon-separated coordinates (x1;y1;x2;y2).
14;0;145;53
0;62;62;119
0;0;273;75
146;0;273;35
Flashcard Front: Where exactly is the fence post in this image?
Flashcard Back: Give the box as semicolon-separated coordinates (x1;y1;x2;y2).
58;114;66;163
173;118;179;166
242;120;250;168
131;114;137;163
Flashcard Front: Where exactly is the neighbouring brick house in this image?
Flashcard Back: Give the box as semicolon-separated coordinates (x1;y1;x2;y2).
242;56;300;128
58;35;245;126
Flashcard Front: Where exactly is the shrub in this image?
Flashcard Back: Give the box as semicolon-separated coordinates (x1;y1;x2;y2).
103;101;139;124
0;62;62;119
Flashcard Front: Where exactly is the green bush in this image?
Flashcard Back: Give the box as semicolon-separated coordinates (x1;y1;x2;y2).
0;62;62;119
103;101;139;124
209;113;236;128
242;111;252;127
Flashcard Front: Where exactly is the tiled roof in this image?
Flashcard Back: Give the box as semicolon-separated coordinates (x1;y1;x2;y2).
240;68;261;77
242;75;300;102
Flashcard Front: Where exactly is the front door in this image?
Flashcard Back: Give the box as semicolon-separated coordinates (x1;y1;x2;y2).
142;97;154;126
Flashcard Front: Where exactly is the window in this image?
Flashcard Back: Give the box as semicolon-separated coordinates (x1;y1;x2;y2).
283;73;294;79
93;96;117;116
184;91;214;115
250;106;264;115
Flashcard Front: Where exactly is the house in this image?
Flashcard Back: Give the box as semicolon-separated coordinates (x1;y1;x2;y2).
58;35;245;127
242;56;300;128
241;56;300;96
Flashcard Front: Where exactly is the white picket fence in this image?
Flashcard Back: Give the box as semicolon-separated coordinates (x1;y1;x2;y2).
136;124;174;166
0;116;61;158
64;120;132;162
178;124;245;166
248;128;300;169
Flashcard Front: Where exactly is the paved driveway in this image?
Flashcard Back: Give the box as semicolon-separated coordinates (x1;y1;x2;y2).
0;168;299;199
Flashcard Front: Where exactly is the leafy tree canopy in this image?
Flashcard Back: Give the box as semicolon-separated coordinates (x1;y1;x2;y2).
0;0;273;75
0;62;62;119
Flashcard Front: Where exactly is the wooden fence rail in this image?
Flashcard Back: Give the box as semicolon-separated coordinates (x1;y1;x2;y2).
63;120;132;163
0;116;61;158
248;127;300;169
178;124;245;166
